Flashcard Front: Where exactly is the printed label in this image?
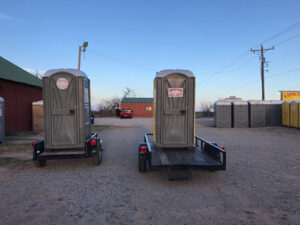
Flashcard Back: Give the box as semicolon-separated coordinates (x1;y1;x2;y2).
56;78;69;90
168;88;183;97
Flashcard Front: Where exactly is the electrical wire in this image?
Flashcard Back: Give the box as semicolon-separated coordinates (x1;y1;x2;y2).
88;49;157;72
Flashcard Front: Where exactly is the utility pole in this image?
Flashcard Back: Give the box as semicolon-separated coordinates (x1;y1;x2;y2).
251;45;274;100
78;41;88;70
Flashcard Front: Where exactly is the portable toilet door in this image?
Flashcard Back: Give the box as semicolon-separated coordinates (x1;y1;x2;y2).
248;100;265;127
290;101;300;128
264;101;272;126
282;101;291;127
43;69;91;150
214;101;232;128
153;70;195;148
0;97;4;143
270;100;282;126
232;101;248;128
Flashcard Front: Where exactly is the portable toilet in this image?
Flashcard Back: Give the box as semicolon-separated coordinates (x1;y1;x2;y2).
32;100;44;132
0;97;4;143
264;101;272;126
290;101;300;128
214;101;232;128
43;69;91;150
232;101;248;127
248;100;265;127
153;70;195;148
270;100;282;126
282;101;291;127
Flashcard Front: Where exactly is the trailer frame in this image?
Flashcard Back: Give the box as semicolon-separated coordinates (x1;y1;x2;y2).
32;133;103;167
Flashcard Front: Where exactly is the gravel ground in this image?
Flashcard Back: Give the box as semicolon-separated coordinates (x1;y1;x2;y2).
0;118;299;225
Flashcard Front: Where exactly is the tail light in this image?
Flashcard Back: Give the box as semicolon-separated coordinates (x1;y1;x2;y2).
140;146;147;153
220;146;225;150
32;142;36;148
90;140;97;146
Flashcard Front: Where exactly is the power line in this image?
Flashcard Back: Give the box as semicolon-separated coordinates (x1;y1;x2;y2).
89;49;157;72
273;33;300;47
200;20;300;85
214;68;300;98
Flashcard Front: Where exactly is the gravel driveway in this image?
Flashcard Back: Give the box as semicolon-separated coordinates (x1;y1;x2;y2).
0;118;299;225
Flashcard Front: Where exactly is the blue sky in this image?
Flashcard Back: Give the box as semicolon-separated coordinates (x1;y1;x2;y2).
1;0;300;109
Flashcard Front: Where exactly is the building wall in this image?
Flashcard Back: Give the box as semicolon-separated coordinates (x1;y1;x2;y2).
0;78;43;134
121;102;153;117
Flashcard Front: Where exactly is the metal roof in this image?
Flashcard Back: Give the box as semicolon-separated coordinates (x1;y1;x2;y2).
121;97;153;103
0;56;42;87
44;69;88;78
156;69;194;78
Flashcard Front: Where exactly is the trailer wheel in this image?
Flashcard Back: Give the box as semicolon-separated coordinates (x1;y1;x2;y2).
138;158;147;172
34;159;47;167
92;143;102;166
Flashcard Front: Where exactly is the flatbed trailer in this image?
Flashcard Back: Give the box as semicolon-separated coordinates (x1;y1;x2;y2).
138;133;226;175
32;133;103;167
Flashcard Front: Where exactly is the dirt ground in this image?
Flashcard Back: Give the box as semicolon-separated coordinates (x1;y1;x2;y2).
0;117;299;225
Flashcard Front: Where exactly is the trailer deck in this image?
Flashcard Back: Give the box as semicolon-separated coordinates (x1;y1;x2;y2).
139;133;226;172
150;145;223;167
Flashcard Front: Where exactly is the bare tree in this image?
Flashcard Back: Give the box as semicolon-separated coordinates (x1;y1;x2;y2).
95;87;137;117
199;101;214;117
123;87;136;98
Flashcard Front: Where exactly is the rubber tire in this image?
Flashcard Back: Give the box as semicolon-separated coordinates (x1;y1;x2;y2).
34;159;47;167
92;144;102;166
139;158;147;172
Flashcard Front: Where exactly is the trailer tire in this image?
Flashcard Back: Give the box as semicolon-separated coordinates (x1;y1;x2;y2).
34;159;47;167
92;143;102;166
139;158;147;172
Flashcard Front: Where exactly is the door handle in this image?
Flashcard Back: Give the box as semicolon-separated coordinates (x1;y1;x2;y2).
70;109;75;114
180;110;186;115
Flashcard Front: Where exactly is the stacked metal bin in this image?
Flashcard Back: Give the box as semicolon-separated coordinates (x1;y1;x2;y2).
214;101;232;128
232;101;249;127
264;101;272;126
0;97;4;143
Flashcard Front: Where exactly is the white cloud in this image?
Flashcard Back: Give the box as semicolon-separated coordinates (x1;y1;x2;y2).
0;13;14;20
23;68;46;77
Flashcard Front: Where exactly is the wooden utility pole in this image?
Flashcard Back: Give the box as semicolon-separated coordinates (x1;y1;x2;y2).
251;45;274;100
78;46;82;70
77;42;88;70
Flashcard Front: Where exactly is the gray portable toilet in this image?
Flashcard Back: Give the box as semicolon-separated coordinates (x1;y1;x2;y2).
248;100;265;127
153;69;195;148
214;101;232;128
232;101;249;127
264;101;272;126
43;69;91;151
270;100;283;126
0;97;4;144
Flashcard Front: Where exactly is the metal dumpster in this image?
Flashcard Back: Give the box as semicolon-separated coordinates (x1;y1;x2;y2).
43;69;91;150
214;101;232;128
232;101;248;127
282;101;292;127
248;100;265;127
0;97;4;143
153;70;195;148
290;101;300;128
